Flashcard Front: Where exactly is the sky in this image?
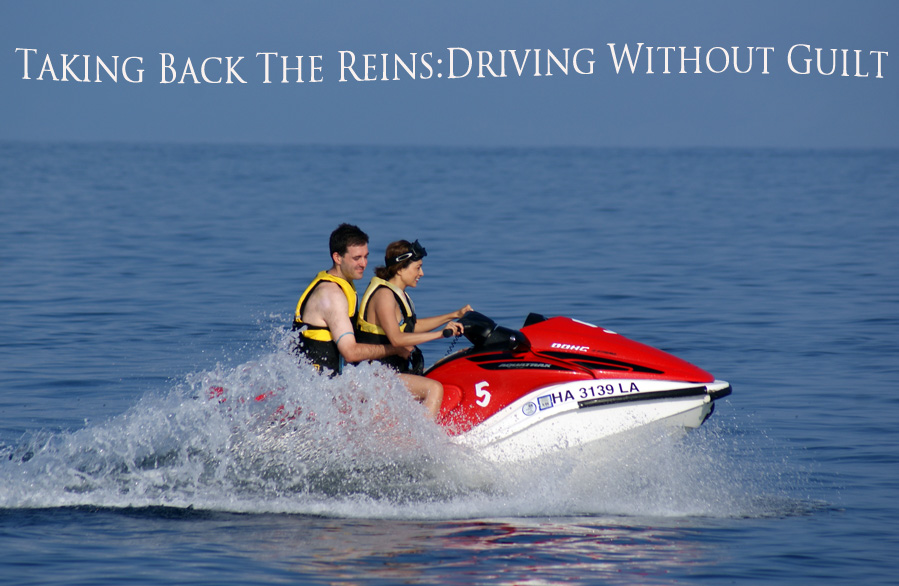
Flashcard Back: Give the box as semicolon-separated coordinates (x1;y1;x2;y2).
2;0;897;149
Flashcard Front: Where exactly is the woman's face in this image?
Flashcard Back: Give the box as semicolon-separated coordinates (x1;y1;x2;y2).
397;260;424;288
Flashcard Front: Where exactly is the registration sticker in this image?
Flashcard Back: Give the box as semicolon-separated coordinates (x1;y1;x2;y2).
537;395;554;410
522;402;537;416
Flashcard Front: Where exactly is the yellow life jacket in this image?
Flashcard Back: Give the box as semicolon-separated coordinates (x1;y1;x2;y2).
356;277;420;374
357;277;416;340
293;271;358;342
293;271;357;374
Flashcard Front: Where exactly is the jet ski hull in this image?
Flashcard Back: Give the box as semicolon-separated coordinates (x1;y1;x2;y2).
450;379;731;462
427;313;731;462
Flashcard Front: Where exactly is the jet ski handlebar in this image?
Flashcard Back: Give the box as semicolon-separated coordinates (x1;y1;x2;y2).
443;311;530;353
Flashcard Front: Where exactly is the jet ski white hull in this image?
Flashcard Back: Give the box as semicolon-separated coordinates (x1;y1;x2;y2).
452;379;731;462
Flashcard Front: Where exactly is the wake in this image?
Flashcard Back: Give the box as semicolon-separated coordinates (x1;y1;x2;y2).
0;331;797;520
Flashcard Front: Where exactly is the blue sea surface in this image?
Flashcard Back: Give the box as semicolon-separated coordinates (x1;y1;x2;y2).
1;143;897;584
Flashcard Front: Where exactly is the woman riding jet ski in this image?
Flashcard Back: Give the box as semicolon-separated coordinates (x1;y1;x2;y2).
356;239;470;420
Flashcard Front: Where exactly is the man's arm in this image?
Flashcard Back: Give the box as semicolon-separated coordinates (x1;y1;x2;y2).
317;283;410;363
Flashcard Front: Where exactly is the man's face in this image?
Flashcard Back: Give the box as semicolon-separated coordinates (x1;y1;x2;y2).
335;243;369;282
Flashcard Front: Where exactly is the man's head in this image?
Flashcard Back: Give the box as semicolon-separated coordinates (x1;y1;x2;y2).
329;223;369;257
329;223;370;282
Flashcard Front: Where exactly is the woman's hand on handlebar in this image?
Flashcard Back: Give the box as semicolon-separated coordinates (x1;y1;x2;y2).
442;320;465;338
453;305;472;319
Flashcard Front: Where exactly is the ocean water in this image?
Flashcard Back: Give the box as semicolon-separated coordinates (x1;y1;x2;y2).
0;142;897;584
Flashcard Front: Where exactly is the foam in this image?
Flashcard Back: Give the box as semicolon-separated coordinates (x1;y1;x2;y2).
0;331;796;519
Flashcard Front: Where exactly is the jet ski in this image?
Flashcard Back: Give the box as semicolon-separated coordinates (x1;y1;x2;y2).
208;311;731;463
429;312;731;462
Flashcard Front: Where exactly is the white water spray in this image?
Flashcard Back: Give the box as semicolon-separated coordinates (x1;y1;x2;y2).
0;332;790;519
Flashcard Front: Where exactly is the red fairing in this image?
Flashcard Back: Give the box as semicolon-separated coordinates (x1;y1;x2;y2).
430;317;713;434
524;317;715;383
431;353;588;434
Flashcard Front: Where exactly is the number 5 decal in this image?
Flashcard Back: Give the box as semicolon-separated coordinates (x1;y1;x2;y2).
475;381;491;407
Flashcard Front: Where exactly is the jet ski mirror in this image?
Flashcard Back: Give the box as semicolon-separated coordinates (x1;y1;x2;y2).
458;311;530;354
484;326;530;353
458;311;496;346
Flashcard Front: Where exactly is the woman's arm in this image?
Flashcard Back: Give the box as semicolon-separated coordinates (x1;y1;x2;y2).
371;289;456;347
414;304;472;334
319;285;410;363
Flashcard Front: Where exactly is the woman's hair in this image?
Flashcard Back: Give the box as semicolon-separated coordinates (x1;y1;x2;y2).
375;240;413;280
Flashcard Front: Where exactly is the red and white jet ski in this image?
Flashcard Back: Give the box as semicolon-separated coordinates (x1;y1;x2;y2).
429;312;731;462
